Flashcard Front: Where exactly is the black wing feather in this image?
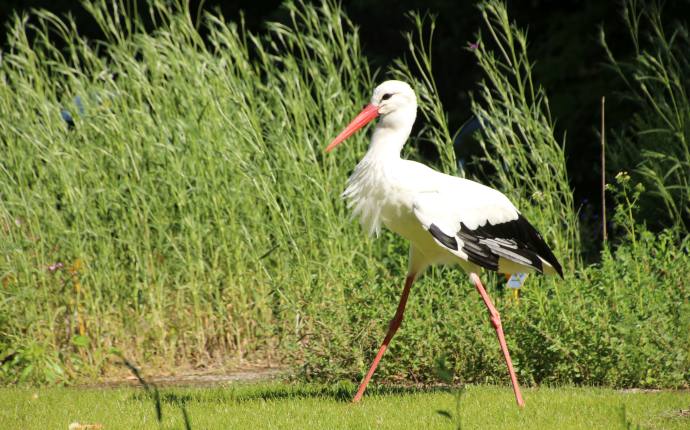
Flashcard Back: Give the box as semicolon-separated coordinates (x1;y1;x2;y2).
429;214;564;277
429;224;458;250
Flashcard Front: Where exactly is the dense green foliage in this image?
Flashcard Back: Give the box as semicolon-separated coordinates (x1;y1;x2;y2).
3;383;690;429
0;0;376;383
0;0;688;390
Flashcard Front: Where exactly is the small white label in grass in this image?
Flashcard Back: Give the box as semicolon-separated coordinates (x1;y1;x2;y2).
506;273;528;289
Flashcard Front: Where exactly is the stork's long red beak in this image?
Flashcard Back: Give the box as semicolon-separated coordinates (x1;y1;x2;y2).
325;103;379;153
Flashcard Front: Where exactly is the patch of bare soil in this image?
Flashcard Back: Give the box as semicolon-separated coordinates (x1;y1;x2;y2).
84;366;286;388
618;388;664;394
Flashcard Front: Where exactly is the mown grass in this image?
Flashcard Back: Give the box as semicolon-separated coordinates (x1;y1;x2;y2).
1;0;689;391
2;383;690;430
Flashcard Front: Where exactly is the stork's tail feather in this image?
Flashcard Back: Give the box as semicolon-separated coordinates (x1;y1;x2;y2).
514;215;564;278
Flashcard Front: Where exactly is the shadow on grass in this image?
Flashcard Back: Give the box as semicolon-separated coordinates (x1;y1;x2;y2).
129;383;456;406
115;353;191;430
117;351;455;430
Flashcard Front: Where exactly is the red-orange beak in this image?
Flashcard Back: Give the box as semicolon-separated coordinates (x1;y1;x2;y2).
325;103;379;153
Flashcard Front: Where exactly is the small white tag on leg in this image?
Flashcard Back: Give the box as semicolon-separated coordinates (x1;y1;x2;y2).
506;273;528;289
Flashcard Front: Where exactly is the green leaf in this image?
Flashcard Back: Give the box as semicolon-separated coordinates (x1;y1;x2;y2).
71;335;90;348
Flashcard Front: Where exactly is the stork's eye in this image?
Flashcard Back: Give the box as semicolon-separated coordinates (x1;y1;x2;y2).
381;93;393;101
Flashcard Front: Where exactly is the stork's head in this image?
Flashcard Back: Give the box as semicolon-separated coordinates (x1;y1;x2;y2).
371;80;417;116
326;80;417;153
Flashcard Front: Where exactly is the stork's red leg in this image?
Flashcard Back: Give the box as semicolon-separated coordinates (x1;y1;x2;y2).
352;273;416;403
470;272;525;408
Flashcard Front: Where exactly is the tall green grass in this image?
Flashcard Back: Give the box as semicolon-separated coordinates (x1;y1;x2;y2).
0;0;688;390
0;0;381;383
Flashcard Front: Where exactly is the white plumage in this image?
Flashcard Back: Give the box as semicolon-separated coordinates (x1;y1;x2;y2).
335;80;561;278
326;80;563;408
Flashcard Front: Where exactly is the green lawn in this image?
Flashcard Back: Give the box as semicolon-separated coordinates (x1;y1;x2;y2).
2;382;689;429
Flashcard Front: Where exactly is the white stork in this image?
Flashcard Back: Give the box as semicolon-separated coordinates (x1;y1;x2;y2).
326;80;563;408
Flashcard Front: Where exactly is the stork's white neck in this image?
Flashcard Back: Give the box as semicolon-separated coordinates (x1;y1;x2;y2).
363;106;416;162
